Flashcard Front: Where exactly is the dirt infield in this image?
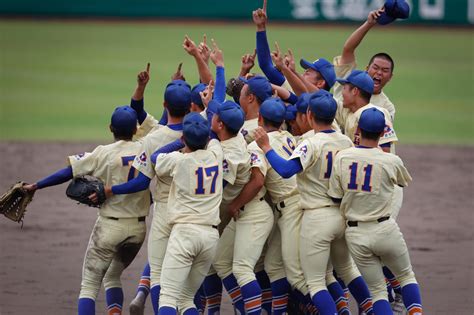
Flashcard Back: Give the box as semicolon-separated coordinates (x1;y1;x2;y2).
0;142;472;314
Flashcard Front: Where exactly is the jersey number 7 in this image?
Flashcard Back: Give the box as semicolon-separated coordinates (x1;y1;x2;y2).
195;165;219;195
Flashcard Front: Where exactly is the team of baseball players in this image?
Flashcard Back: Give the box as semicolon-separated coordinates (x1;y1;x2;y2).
23;0;423;314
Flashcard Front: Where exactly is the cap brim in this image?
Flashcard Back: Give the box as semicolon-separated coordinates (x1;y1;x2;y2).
336;78;350;84
300;59;314;70
238;77;249;84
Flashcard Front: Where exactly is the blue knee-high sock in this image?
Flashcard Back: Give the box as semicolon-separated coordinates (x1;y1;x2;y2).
194;285;205;314
183;308;199;315
158;305;176;315
347;276;374;315
105;287;123;314
383;266;402;295
311;290;337;315
270;278;290;315
327;282;350;315
401;283;423;314
203;274;223;315
137;263;151;296
255;270;272;314
241;280;262;315
372;300;392;314
222;274;245;314
78;297;95;315
333;272;350;307
151;285;161;315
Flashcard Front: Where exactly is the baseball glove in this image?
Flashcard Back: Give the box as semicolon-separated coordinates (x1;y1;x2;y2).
0;182;35;223
66;176;106;208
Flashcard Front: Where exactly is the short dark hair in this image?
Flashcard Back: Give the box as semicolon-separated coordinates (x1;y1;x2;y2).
368;53;395;73
183;138;207;152
167;106;189;118
311;114;334;125
226;78;245;104
263;117;282;129
349;84;371;103
361;129;382;141
111;126;135;140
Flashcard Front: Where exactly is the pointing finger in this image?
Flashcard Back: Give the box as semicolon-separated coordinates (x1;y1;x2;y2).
263;0;267;14
274;41;281;54
177;62;183;72
203;34;207;45
252;48;257;59
146;62;150;73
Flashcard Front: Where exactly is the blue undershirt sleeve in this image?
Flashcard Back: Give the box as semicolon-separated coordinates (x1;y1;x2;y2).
283;92;298;105
265;149;302;178
130;98;147;124
36;166;74;189
214;66;226;103
256;31;286;86
150;140;185;164
111;172;151;195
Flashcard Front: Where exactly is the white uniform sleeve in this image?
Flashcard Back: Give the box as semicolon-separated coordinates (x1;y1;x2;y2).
333;55;357;99
132;136;156;178
379;107;398;145
68;146;101;177
289;139;314;170
393;156;412;187
207;139;223;161
327;155;344;199
134;113;159;141
248;145;268;177
154;151;183;178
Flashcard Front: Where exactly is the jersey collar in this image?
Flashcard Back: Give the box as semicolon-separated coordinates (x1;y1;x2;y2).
167;123;183;131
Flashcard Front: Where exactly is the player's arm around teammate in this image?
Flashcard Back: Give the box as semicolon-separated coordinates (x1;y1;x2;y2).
255;91;375;315
154;113;223;315
25;106;151;315
328;107;423;314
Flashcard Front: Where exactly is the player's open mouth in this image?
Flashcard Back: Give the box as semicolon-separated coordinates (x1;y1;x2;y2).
373;77;381;87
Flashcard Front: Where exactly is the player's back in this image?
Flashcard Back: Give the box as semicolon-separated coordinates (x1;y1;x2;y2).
220;133;251;204
156;139;223;226
248;130;298;204
330;147;411;222
295;131;353;210
69;140;150;218
241;118;259;144
132;124;183;204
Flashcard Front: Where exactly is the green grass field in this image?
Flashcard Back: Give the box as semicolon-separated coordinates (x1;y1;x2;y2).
0;19;473;144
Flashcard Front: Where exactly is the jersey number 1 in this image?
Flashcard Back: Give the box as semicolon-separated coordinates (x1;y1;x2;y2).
121;156;136;182
347;162;373;192
195;165;219;195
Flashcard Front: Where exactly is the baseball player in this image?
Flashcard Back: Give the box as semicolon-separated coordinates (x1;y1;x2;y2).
335;69;405;313
106;80;192;315
254;90;375;315
154;112;223;315
244;98;300;314
328;107;423;315
333;8;398;120
23;105;151;315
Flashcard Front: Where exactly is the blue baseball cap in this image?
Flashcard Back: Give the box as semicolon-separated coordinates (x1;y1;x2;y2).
259;97;287;123
183;112;210;149
191;83;207;106
111;106;138;135
216;101;245;133
300;58;336;88
359;108;386;133
336;70;374;95
378;0;410;25
239;76;273;102
295;93;311;113
164;80;192;111
308;90;337;120
285;105;297;121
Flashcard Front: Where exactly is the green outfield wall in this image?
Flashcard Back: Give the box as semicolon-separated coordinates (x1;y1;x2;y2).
0;0;472;25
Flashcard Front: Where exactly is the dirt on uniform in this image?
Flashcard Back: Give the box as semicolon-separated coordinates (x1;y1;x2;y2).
0;142;472;314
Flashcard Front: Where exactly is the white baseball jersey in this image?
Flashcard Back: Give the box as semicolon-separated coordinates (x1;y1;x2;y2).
328;147;412;222
134;113;159;140
154;139;224;226
335;102;397;149
332;55;396;120
69;140;150;218
132;124;183;203
247;130;298;203
241;118;259;144
220;133;252;204
290;131;354;210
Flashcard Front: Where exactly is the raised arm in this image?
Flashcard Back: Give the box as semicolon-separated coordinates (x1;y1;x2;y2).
239;50;257;77
271;43;309;95
130;62;150;124
183;35;213;84
340;8;383;65
253;0;286;85
210;39;226;103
